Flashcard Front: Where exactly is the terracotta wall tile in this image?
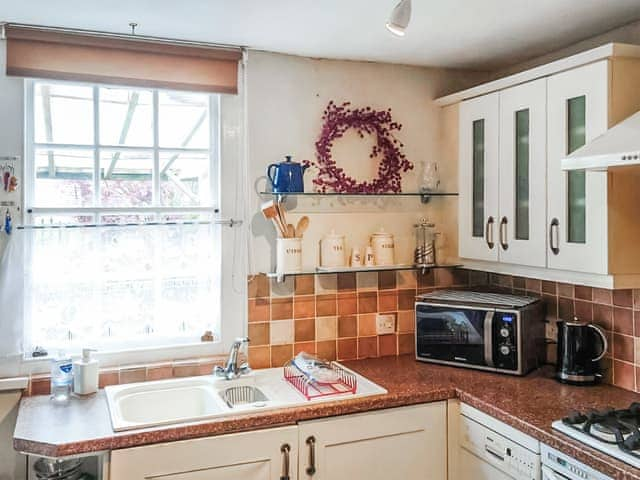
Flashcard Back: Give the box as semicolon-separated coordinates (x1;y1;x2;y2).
315;274;337;294
294;295;315;319
398;289;417;311
542;294;558;322
294;342;316;356
512;276;526;290
120;367;147;384
147;364;174;381
574;301;593;322
338;315;357;338
271;277;295;297
316;294;337;316
417;270;435;288
271;297;293;320
172;362;200;378
469;270;490;286
337;292;358;315
558;297;574;321
612;333;634;363
294;275;315;295
397;311;415;332
396;270;417;289
541;281;557;295
358;291;378;314
378;271;397;290
398;333;415;355
356;272;378;291
593;304;613;331
557;283;574;299
379;334;398;357
575;285;593;301
271;344;294;367
248;298;270;322
337;273;357;292
614;308;634;336
30;376;51;396
594;288;613;305
248;322;270;346
337;338;357;361
316;340;337;361
613;289;633;308
435;268;456;287
613;360;636;391
378;290;398;312
99;370;120;389
358;314;377;337
634;289;640;310
295;318;315;343
358;336;378;359
525;278;542;293
249;346;271;369
248;274;270;298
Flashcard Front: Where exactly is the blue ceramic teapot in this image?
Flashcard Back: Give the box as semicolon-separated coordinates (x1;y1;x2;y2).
267;155;309;193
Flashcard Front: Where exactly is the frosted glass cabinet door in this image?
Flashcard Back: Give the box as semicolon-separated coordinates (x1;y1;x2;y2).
458;93;500;262
498;79;547;267
546;61;609;274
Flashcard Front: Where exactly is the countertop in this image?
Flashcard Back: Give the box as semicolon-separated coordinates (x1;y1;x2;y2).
13;356;640;479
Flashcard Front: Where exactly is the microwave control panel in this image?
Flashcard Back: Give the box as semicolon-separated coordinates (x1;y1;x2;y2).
493;312;518;370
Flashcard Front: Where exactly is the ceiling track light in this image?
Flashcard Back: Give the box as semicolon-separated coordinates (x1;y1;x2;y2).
386;0;412;37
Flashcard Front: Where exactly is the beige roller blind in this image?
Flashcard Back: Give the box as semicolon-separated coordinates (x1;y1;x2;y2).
4;24;242;93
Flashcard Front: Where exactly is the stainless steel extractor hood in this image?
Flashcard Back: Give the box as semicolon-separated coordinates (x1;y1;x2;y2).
562;110;640;171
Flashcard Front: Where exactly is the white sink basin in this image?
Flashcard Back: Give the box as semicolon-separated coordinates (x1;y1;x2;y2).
105;365;387;432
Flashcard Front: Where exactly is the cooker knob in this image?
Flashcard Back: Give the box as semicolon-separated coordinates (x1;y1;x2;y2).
499;345;510;355
500;328;509;338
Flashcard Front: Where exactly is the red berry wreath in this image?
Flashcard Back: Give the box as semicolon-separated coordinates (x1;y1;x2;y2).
305;101;413;193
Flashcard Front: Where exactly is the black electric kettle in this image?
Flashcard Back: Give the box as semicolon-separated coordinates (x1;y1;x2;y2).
556;317;608;385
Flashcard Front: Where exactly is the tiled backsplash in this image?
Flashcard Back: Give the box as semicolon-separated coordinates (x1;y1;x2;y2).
247;268;640;394
246;268;471;369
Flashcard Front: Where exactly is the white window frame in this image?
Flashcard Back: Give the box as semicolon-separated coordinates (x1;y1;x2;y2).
19;79;245;369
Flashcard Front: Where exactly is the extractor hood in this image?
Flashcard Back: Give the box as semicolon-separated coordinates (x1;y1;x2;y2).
562;110;640;171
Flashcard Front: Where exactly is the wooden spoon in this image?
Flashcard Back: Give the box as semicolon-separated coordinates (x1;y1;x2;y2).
295;216;309;238
261;200;287;237
286;224;296;239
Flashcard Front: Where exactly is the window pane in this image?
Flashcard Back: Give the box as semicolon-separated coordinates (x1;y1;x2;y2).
34;83;93;145
160;152;211;207
99;87;154;147
99;214;156;225
472;119;485;237
24;224;220;353
159;92;209;148
32;215;95;226
34;148;94;207
515;109;529;240
161;212;213;223
100;150;153;207
567;96;586;244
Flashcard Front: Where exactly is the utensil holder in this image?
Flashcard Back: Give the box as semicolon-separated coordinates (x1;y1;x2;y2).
277;238;302;274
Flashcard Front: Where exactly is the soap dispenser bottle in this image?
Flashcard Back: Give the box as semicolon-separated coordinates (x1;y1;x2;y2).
73;348;98;395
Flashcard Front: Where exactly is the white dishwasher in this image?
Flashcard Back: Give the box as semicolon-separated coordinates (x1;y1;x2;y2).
459;404;541;480
541;444;612;480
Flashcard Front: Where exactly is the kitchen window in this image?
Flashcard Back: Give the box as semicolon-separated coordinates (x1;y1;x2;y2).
7;79;244;363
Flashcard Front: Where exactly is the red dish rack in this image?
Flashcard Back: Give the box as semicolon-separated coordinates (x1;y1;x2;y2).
284;361;357;400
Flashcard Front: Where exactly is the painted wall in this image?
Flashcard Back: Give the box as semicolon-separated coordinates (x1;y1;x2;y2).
246;50;486;274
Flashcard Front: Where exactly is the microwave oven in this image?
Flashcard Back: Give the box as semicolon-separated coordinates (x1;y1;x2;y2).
415;290;545;375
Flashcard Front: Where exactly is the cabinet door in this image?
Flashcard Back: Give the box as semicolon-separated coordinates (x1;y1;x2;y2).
109;426;298;480
459;93;500;262
547;61;609;274
498;79;547;267
298;403;446;480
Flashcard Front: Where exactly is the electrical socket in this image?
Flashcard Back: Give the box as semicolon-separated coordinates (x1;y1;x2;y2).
376;313;396;335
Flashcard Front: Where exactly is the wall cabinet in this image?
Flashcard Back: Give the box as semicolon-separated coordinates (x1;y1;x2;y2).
457;49;640;286
108;403;447;480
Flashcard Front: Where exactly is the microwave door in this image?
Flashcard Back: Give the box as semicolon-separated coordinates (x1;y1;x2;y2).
484;311;494;367
416;306;489;366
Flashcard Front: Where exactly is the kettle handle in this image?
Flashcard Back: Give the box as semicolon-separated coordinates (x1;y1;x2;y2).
588;324;608;362
267;164;277;188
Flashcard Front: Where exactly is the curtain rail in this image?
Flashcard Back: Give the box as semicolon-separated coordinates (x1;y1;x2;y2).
18;218;243;229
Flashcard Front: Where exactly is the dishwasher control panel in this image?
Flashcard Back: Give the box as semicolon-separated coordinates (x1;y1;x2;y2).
460;414;541;480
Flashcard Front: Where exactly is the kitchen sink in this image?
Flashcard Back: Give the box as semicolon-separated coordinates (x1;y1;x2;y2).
105;365;387;432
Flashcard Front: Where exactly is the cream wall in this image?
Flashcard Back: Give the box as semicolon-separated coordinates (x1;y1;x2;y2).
246;50;486;274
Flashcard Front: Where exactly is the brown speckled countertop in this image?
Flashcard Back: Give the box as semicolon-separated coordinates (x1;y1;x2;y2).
14;356;640;479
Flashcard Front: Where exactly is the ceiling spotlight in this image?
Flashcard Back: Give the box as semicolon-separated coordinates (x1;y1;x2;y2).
386;0;412;37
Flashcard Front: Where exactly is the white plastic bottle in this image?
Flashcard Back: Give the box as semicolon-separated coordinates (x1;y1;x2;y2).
73;349;99;395
50;352;74;403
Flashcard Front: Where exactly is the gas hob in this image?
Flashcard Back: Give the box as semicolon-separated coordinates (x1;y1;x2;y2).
552;403;640;469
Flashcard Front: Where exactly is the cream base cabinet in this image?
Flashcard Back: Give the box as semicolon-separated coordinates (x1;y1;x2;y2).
109;426;298;480
297;403;447;480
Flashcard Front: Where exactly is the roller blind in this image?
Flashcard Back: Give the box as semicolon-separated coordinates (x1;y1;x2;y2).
4;24;241;94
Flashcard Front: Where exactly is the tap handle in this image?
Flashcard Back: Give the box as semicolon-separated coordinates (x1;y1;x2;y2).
234;337;250;346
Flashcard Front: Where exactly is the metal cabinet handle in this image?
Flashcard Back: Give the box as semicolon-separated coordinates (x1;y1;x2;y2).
549;218;560;255
305;436;316;476
280;444;291;480
499;216;508;250
485;216;495;249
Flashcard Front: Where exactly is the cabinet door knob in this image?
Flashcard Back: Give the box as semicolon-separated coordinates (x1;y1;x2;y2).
485;216;495;249
499;216;508;251
280;444;291;480
549;218;560;255
305;436;316;476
